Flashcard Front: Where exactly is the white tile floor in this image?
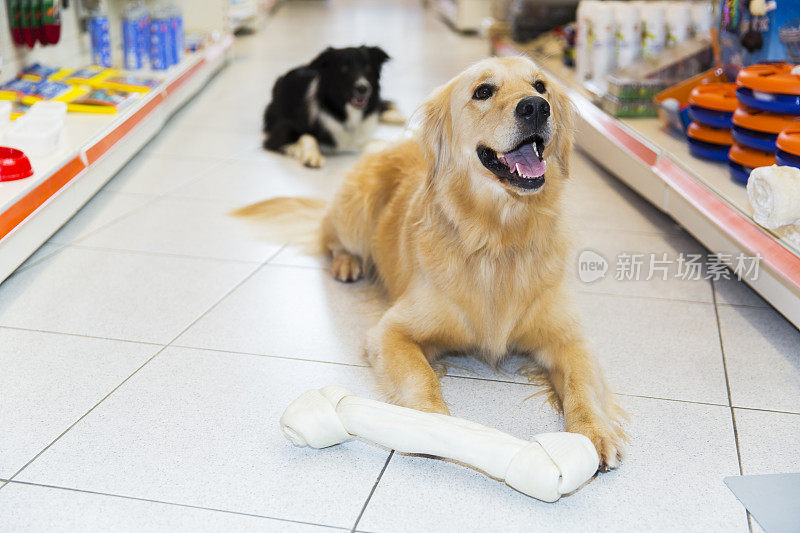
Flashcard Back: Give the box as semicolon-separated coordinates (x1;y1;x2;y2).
1;1;799;531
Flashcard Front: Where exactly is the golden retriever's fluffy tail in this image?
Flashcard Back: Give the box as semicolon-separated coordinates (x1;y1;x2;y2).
231;197;327;252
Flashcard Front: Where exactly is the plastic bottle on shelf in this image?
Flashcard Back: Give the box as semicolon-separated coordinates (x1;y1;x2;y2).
666;2;692;47
122;2;143;70
576;0;599;82
166;4;183;66
591;1;616;81
691;1;713;37
641;2;666;60
614;2;641;69
137;5;150;68
149;6;170;70
88;8;112;67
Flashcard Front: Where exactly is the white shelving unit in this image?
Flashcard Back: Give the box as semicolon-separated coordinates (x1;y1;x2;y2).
0;35;234;283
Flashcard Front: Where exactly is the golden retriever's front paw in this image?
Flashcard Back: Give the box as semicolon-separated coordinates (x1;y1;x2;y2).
569;419;626;472
331;253;363;282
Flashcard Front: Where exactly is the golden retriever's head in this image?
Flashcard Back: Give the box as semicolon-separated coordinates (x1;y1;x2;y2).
419;56;574;201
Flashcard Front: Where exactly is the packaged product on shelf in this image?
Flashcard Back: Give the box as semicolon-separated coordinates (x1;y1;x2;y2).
51;66;159;93
18;63;66;81
123;3;143;70
42;0;62;45
641;3;667;60
614;2;641;70
575;0;597;81
149;8;170;70
0;78;136;114
89;13;112;67
717;0;800;79
691;2;713;37
590;2;615;82
666;2;692;47
601;92;658;118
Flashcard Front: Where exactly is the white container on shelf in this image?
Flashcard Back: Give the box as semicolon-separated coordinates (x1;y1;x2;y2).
0;101;11;131
614;3;641;69
576;0;600;82
27;101;67;125
666;2;692;47
591;1;616;81
641;2;667;59
691;1;713;36
4;114;64;156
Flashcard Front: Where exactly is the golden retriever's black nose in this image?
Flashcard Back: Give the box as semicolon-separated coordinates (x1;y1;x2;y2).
516;96;550;125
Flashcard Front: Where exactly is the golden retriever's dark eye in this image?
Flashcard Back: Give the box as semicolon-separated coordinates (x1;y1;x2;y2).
534;80;546;94
472;84;495;100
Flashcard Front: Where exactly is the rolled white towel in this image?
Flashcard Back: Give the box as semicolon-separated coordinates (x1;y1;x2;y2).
777;225;800;249
747;165;800;229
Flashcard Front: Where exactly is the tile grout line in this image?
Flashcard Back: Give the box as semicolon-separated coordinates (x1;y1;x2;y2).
710;281;752;533
0;325;166;347
1;246;285;487
351;451;393;533
163;345;800;417
23;154;235;270
1;479;348;531
56;242;268;265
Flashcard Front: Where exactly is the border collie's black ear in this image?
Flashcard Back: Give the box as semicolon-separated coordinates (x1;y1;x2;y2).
310;47;335;70
365;46;390;70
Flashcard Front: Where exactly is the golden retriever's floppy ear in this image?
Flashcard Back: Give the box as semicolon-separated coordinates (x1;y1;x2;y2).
548;81;576;176
418;81;454;176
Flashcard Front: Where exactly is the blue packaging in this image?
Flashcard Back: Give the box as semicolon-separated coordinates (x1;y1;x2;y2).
122;14;140;69
89;16;112;68
175;12;183;63
166;14;178;67
137;12;150;68
149;16;169;70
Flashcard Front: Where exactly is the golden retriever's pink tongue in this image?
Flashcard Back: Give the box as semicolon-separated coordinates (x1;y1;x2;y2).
503;144;545;178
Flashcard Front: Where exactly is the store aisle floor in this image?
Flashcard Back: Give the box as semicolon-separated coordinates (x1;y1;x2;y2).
1;1;798;531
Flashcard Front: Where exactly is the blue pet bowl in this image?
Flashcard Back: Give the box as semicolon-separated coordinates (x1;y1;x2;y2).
729;161;753;184
689;105;734;129
688;138;730;162
736;87;800;114
732;125;779;152
776;149;800;169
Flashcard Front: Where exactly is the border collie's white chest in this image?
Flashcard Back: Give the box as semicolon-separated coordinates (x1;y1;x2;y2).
319;104;379;152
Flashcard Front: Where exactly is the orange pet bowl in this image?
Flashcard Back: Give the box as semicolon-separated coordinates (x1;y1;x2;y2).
737;63;800;96
687;122;733;145
733;107;800;134
728;143;776;168
689;83;738;112
777;124;800;156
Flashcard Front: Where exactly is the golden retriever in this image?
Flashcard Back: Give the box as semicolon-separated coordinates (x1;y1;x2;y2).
238;56;626;470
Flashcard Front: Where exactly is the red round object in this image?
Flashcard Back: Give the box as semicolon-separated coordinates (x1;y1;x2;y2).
0;147;34;182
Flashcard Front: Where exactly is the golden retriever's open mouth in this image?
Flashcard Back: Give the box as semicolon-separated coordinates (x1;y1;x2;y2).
477;135;546;191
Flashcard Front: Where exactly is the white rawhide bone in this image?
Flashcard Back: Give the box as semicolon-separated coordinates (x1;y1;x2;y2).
280;386;599;502
747;165;800;229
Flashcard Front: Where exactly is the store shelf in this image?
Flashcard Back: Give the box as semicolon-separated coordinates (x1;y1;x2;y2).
0;34;234;283
493;37;800;329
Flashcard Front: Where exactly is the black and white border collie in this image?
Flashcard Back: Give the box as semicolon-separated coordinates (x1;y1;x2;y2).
263;45;404;168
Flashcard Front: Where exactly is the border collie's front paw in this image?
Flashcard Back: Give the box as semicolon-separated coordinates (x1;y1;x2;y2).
303;152;325;168
285;134;325;169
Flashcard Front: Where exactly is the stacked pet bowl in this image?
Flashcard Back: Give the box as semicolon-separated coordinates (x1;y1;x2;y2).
687;83;737;161
731;63;800;183
777;124;800;169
